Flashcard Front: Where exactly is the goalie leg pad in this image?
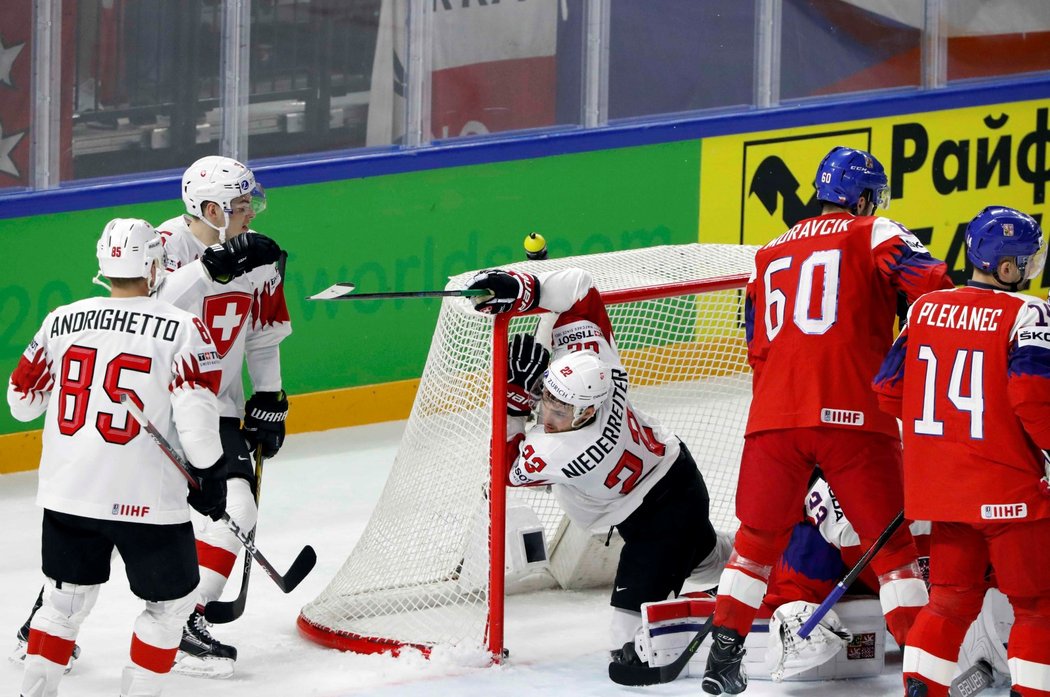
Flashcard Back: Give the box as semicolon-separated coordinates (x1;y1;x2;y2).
690;532;734;591
637;595;885;682
957;589;1010;687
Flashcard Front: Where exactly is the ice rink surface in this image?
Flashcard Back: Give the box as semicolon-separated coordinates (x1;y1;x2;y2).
1;422;1010;696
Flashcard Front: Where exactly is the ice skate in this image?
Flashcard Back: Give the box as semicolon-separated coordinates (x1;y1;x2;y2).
701;627;747;695
172;609;236;679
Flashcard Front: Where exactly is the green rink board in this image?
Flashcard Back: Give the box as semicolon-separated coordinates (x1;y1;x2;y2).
0;140;702;436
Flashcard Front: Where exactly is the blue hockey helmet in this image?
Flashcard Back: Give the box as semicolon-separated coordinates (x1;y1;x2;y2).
965;206;1046;281
814;146;890;211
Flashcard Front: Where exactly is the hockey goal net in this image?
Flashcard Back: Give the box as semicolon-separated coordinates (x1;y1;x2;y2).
298;242;758;661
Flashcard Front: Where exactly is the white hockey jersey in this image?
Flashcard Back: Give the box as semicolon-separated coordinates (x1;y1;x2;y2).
507;269;681;529
156;215;291;418
7;296;224;524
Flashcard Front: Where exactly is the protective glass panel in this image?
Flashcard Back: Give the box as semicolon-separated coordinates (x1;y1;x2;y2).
429;0;583;142
780;0;922;101
607;0;756;120
946;0;1050;82
0;0;35;192
248;0;382;157
70;0;222;180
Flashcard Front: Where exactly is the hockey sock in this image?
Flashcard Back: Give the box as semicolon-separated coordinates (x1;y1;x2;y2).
21;580;99;697
711;525;787;636
1006;595;1050;696
194;479;258;603
902;589;984;696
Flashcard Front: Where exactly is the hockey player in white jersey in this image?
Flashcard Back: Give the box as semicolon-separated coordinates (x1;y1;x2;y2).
467;267;729;673
155;155;290;677
9;160;284;676
8;218;227;697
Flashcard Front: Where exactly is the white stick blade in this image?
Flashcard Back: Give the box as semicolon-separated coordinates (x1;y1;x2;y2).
308;283;357;300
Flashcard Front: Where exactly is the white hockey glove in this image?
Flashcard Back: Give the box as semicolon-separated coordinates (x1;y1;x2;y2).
766;600;851;682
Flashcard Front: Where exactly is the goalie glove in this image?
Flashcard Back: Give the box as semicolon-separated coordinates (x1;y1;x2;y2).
466;269;540;315
766;600;851;682
201;232;282;284
507;333;549;416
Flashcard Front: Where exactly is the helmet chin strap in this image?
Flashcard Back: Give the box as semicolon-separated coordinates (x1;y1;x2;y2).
201;205;231;243
91;272;111;292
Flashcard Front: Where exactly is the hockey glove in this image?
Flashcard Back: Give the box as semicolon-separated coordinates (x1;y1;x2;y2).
243;390;288;458
507;333;549;417
466;269;540;315
187;455;228;521
201;232;282;284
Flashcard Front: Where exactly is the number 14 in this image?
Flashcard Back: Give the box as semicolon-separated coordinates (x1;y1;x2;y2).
913;345;985;439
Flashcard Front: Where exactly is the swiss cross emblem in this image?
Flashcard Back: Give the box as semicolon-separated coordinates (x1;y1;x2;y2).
202;292;253;358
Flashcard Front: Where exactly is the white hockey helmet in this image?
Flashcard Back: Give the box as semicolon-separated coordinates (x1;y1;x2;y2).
181;156;266;242
94;218;166;294
542;350;611;427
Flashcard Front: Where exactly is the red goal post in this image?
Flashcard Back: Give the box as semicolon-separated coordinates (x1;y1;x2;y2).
298;243;758;663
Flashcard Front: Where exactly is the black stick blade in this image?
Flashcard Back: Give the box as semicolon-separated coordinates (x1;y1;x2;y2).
273;545;317;593
204;593;248;624
607;615;712;685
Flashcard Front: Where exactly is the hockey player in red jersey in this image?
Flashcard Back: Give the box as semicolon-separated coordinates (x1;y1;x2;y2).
699;146;953;694
873;206;1050;697
8;219;227;697
467;267;731;673
155;156;289;677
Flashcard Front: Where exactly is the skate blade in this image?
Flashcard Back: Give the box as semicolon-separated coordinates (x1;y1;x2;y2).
8;639;26;665
172;652;235;679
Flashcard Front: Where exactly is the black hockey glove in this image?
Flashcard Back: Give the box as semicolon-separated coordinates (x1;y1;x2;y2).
507;333;549;417
466;269;540;315
243;390;288;458
187;455;228;521
201;232;282;284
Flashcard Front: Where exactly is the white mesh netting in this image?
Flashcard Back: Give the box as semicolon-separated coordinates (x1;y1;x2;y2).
299;243;758;657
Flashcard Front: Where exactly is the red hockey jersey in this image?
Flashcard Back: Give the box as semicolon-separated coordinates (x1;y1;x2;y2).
873;284;1050;523
744;212;952;437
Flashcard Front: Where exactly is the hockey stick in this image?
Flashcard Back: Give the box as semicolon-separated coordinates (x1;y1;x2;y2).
949;659;994;697
608;615;713;686
308;282;489;301
797;510;905;639
121;395;316;593
204;446;264;624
